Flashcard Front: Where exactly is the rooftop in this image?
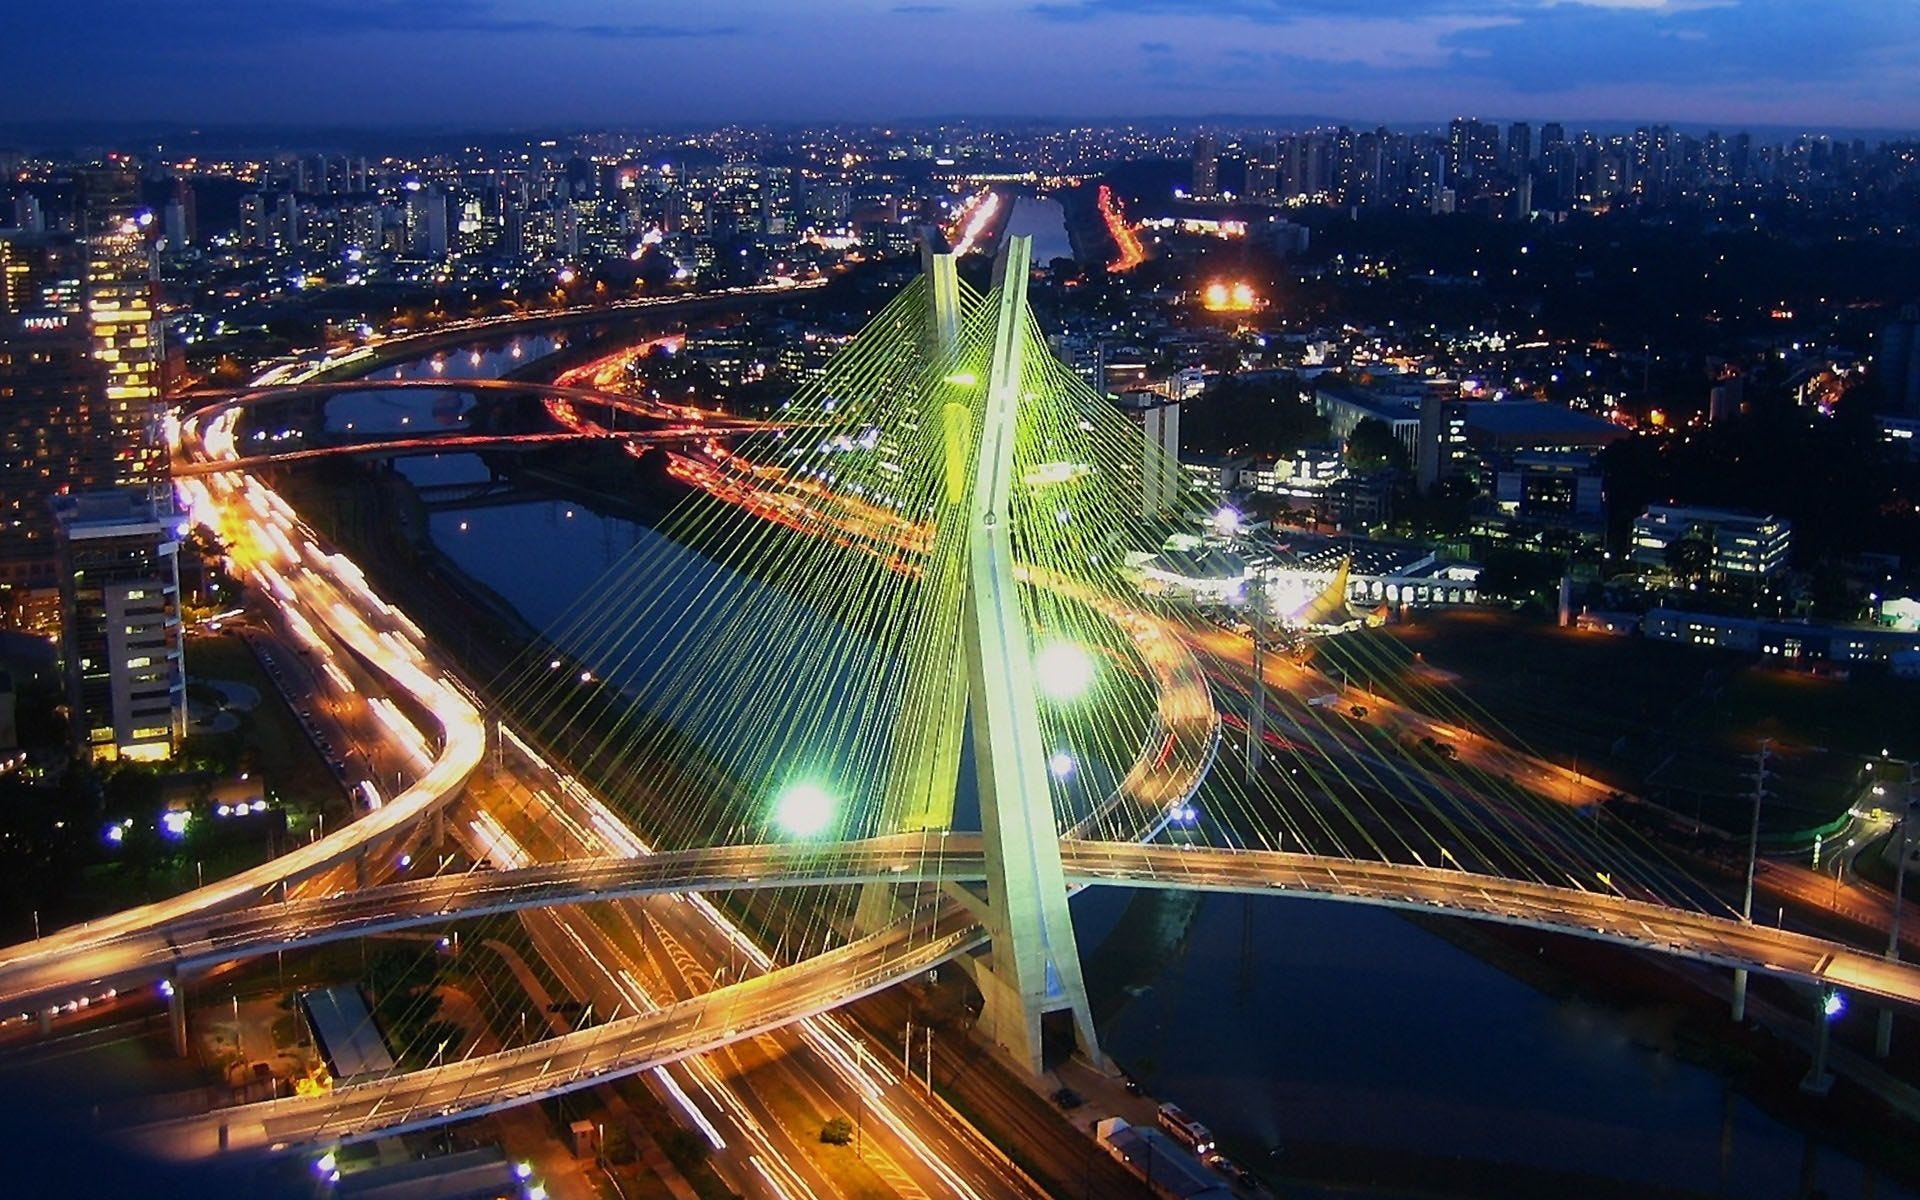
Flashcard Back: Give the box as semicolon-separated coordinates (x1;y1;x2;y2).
1460;400;1625;446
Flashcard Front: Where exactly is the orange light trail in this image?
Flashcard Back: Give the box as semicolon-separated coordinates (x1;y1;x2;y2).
1098;184;1146;273
947;191;1001;257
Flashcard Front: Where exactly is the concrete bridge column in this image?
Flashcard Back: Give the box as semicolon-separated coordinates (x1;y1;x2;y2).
1731;967;1749;1023
429;804;447;854
168;966;190;1058
1802;988;1836;1095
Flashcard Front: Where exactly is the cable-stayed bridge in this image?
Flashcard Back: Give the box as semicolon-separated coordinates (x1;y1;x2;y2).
9;240;1917;1160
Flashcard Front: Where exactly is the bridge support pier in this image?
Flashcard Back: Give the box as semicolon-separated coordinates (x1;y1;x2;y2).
1801;988;1835;1096
1731;967;1749;1023
168;967;189;1058
1877;1007;1894;1058
429;805;446;855
36;1006;51;1037
850;882;896;939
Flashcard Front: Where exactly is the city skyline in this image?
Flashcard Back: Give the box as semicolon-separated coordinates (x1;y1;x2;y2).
4;0;1918;134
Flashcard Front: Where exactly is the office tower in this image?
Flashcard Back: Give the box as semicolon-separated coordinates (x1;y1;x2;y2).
0;306;109;590
1539;122;1566;159
1191;133;1219;201
0;233;83;315
76;169;165;492
52;490;185;763
1507;121;1532;173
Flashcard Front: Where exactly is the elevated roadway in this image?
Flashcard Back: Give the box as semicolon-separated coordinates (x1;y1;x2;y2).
131;901;986;1158
11;835;1920;1047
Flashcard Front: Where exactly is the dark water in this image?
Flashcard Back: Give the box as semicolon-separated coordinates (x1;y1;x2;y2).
358;336;1915;1200
1002;194;1074;265
1074;888;1915;1198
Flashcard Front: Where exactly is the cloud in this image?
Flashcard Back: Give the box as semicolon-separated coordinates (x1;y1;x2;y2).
13;0;738;43
1031;0;1919;106
1031;0;1516;22
1435;0;1918;92
890;3;953;12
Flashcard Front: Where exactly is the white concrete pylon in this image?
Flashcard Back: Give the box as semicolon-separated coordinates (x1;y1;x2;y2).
960;235;1104;1075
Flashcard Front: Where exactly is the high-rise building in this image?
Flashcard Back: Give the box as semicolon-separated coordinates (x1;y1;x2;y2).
0;232;83;315
1191;133;1219;201
278;192;302;250
0;308;109;591
239;193;270;248
76;169;165;492
1246;143;1280;203
1507;122;1532;174
161;178;195;249
12;194;44;234
1880;304;1920;415
1138;398;1181;516
52;489;185;762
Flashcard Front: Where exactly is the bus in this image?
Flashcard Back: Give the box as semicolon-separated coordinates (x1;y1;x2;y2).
1156;1103;1215;1157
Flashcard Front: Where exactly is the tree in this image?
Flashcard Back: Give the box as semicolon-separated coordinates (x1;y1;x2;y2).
1663;535;1713;587
1345;417;1408;474
820;1116;854;1145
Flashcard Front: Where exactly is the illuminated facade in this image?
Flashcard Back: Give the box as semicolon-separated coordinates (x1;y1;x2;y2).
52;490;185;763
79;170;166;492
1630;504;1792;582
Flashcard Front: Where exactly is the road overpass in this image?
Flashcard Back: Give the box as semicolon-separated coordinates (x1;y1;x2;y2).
129;900;986;1159
11;832;1920;1045
55;831;1920;1156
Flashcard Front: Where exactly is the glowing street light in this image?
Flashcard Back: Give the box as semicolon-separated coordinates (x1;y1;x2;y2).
774;781;836;838
1823;989;1846;1020
1034;641;1095;702
1048;751;1077;780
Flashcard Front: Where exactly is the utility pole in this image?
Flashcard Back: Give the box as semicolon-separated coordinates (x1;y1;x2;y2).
1878;765;1916;1058
1732;739;1770;1023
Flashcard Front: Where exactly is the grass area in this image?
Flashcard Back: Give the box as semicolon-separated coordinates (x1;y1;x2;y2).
184;630;343;813
1315;609;1913;840
736;1061;897;1200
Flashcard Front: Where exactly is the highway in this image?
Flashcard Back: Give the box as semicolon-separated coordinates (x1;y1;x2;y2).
0;409;486;1000
468;738;1037;1200
128;901;986;1159
161;318;1042;1197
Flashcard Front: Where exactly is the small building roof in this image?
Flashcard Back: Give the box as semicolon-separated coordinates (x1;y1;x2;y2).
299;985;396;1081
1460;400;1625;447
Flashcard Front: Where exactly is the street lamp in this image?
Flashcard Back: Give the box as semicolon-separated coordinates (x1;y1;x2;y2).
773;781;836;838
1034;641;1095;702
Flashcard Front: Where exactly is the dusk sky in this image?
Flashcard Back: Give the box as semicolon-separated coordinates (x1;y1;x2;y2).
6;0;1919;132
